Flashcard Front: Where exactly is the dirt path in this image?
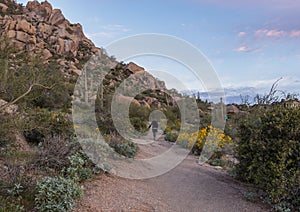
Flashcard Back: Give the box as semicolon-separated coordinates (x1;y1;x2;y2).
75;138;269;212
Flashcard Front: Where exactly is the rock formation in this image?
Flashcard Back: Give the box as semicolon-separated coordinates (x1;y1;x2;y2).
0;0;177;110
0;99;18;114
0;0;101;76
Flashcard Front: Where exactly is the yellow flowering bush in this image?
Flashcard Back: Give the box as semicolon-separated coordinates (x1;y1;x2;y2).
177;126;232;154
165;120;182;142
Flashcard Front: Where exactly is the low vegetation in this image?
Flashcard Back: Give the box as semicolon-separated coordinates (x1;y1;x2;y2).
0;37;100;211
35;177;82;212
236;105;300;211
177;125;232;156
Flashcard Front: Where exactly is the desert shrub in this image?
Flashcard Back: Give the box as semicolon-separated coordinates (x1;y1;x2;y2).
130;117;148;133
23;108;74;144
0;164;36;211
35;177;82;212
34;135;73;171
131;116;146;131
29;62;72;110
176;126;232;156
0;196;25;211
95;110;116;135
106;134;137;158
208;158;226;167
164;120;181;142
114;141;137;158
199;113;211;129
62;152;94;182
129;103;150;132
165;130;179;142
236;106;300;211
0;114;16;147
0;165;34;196
0;40;71;110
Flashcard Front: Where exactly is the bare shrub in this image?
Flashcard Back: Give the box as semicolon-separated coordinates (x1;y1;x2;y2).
34;135;73;171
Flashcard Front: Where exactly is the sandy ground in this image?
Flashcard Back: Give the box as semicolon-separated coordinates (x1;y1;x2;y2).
74;135;269;212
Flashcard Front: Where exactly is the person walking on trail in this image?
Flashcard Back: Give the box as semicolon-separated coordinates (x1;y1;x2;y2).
149;120;158;140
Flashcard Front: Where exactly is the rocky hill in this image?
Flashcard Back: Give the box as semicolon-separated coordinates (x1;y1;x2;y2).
0;0;179;111
0;0;173;102
0;0;100;77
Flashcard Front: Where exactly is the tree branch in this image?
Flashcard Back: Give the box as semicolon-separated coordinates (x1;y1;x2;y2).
0;83;55;112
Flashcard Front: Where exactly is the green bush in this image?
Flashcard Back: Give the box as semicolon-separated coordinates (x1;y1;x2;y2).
35;177;82;212
164;120;181;142
114;141;137;158
23;108;74;143
0;163;36;211
105;134;138;158
236;106;300;211
0;40;71;110
0;196;25;212
63;152;94;182
208;158;226;167
0;114;16;147
165;130;179;142
130;117;148;133
129;103;150;132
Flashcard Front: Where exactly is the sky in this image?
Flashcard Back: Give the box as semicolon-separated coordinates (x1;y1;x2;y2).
17;0;300;96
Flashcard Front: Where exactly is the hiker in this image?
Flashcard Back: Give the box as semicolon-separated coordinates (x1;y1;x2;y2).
148;120;158;140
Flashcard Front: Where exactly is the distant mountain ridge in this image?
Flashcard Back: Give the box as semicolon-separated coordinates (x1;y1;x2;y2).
182;87;258;104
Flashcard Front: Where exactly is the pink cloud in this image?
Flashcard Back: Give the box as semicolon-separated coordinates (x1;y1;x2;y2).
290;30;300;37
234;46;261;53
254;28;300;39
266;30;286;37
235;46;246;52
238;31;247;37
255;29;286;38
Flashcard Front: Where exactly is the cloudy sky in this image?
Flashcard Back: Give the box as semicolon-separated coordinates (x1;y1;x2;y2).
18;0;300;95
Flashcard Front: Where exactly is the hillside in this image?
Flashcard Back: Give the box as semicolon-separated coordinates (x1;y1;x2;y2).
0;0;184;151
0;0;177;107
0;1;182;211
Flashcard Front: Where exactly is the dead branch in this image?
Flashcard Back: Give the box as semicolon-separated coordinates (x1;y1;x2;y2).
0;83;55;111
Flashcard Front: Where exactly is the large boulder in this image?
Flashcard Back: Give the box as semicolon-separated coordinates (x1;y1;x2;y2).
69;63;82;75
49;9;65;26
126;62;145;74
15;19;36;35
6;29;16;38
7;19;17;30
0;3;8;12
42;49;52;60
15;31;36;44
40;1;53;14
37;22;53;35
25;1;40;11
114;94;141;107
